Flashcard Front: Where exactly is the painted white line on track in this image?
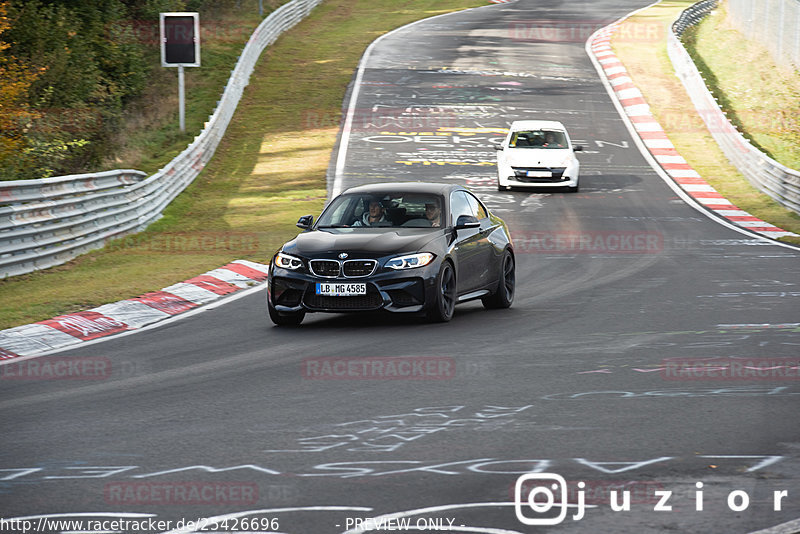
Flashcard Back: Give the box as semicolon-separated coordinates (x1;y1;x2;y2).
331;2;500;197
747;517;800;534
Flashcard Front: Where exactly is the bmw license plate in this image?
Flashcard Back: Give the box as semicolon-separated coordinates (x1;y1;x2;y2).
315;282;367;296
526;170;552;178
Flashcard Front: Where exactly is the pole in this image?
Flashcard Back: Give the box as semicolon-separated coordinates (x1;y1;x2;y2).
795;0;800;67
178;64;186;133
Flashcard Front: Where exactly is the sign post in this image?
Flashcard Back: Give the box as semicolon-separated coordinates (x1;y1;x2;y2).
160;13;200;132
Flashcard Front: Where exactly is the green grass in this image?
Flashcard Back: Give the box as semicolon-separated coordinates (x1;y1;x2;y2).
612;1;800;245
104;0;290;174
683;3;800;170
0;0;488;330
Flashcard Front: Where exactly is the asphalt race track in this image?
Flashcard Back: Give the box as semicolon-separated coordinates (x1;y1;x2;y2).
1;1;799;533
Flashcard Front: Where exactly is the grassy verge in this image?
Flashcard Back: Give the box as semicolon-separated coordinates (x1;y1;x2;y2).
683;2;800;170
0;0;488;330
104;0;289;174
612;1;800;244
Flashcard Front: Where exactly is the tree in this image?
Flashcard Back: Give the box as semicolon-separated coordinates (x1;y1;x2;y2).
0;0;45;179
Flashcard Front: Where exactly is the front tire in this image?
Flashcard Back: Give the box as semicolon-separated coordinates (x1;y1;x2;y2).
482;250;514;309
268;301;305;326
427;261;456;323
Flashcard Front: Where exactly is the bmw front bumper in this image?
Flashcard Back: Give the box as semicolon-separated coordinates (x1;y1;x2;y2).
268;264;441;314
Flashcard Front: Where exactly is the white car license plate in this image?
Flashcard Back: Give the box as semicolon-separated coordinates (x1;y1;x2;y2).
527;170;552;178
315;282;367;296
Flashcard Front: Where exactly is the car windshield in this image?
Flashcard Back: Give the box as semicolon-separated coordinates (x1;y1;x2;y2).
509;129;568;149
316;193;444;228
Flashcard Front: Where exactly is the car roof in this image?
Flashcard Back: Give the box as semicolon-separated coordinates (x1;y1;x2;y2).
341;182;461;197
508;120;566;131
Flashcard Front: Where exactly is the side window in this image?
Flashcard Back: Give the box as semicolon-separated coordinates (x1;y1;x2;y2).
449;191;472;226
332;198;356;224
354;196;373;220
464;192;488;220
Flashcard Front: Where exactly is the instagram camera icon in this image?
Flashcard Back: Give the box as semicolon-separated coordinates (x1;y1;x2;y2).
514;473;568;525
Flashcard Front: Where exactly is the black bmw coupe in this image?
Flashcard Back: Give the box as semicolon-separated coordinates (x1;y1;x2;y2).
267;182;515;325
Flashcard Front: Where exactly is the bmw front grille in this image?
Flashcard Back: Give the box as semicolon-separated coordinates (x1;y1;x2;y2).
309;259;378;278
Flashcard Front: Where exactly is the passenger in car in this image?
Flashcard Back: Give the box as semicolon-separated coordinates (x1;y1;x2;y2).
544;131;564;147
353;198;387;226
425;201;441;227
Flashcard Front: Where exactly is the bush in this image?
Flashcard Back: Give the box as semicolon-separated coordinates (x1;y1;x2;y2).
0;0;183;179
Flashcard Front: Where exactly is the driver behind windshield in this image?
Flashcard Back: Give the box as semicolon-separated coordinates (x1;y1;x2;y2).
543;131;564;147
425;201;441;227
353;197;387;226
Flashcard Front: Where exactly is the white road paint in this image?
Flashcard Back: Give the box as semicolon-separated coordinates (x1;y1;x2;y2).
332;3;498;197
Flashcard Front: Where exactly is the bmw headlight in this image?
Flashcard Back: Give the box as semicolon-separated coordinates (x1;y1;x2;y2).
274;252;304;270
386;252;435;270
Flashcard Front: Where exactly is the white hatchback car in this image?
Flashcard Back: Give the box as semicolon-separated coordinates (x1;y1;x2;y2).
495;120;582;192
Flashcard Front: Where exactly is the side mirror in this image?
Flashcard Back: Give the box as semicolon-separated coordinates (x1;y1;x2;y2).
455;214;480;229
494;144;504;151
573;145;584;152
296;214;313;229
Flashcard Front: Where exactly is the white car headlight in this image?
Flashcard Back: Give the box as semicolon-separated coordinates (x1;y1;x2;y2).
386;252;435;270
275;252;304;270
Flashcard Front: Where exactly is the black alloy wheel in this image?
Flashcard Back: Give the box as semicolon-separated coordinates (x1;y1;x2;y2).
482;250;514;309
427;261;456;322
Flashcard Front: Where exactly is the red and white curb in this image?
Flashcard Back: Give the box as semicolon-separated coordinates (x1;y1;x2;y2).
588;24;798;241
0;259;270;360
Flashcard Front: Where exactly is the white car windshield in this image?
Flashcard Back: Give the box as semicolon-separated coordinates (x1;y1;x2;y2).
509;129;568;149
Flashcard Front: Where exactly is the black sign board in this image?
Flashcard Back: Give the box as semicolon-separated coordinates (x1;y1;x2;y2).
160;13;200;67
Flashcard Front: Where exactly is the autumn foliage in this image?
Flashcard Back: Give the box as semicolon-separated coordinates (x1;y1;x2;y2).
0;1;44;177
0;0;181;180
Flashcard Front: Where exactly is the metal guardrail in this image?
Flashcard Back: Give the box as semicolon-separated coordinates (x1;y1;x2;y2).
667;0;800;215
0;0;323;279
672;0;719;34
